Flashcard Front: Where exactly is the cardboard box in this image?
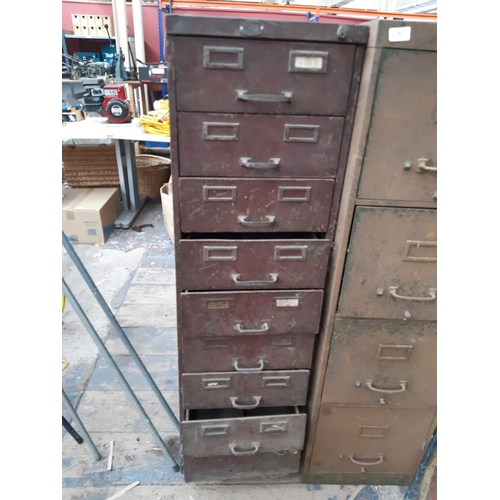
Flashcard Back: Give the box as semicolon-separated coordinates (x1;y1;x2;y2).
160;182;174;242
62;188;122;244
62;107;85;122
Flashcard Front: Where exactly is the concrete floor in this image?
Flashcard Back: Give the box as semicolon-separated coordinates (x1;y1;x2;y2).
62;198;420;500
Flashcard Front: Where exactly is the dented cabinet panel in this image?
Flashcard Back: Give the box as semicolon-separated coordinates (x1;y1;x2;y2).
181;370;310;409
337;207;437;320
178;113;345;178
310;407;436;475
174;37;356;115
357;50;437;203
322;318;436;408
179;178;334;233
182;334;316;373
179;290;323;337
178;239;331;291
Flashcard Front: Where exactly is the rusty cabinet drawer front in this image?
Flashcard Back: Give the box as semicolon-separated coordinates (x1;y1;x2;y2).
183;451;301;483
179;178;334;233
175;37;356;115
322;319;436;408
179;290;323;337
182;407;306;458
178;113;344;178
178;239;330;290
310;407;435;474
357;50;436;203
338;207;436;320
181;370;309;409
182;334;316;373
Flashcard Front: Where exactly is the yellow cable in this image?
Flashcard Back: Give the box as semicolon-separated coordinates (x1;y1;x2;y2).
62;360;68;371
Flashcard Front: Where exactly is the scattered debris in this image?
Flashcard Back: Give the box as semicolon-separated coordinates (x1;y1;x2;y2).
94;252;103;258
95;279;107;286
152;447;161;451
189;495;196;500
132;224;154;232
105;481;140;500
107;440;114;471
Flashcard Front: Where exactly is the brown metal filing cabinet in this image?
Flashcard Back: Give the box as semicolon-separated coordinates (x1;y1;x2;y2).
302;20;437;486
166;15;369;482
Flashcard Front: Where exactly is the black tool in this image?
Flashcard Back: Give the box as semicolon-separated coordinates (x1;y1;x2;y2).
62;416;84;444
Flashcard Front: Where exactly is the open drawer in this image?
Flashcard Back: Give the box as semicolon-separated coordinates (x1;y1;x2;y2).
182;406;306;458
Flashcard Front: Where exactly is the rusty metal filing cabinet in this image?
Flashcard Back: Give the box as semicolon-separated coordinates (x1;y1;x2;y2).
302;20;437;486
166;15;369;482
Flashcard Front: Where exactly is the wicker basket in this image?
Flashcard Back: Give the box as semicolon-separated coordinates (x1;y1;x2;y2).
136;154;171;199
62;145;120;189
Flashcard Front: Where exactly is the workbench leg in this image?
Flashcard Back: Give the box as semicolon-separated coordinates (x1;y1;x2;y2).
113;139;147;229
113;139;130;212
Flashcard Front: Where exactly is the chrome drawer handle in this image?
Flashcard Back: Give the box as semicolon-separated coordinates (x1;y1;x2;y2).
231;273;278;286
349;454;384;466
229;442;260;456
234;322;269;334
229;396;262;409
417;158;437;173
389;286;437;302
238;215;276;227
236;89;293;103
239;157;281;170
366;379;407;394
233;358;265;372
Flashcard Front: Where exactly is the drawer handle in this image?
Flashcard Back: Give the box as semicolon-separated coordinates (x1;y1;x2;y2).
229;396;262;409
389;286;437;302
239;157;281;170
238;215;276;227
233;358;265;372
236;89;293;103
231;273;278;286
349;454;385;466
417;158;437;172
234;322;269;334
366;379;407;394
229;442;260;456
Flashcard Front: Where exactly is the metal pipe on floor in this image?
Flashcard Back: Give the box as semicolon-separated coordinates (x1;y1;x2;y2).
62;232;180;431
62;389;102;461
62;278;180;471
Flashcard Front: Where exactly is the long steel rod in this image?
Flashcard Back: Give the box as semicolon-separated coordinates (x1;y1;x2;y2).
62;279;180;470
62;389;102;461
62;232;180;431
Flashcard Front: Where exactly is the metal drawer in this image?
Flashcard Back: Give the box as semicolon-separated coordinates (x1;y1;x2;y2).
338;207;436;321
179;178;334;233
182;406;306;458
179;290;323;337
178;113;344;178
174;37;356;115
181;370;309;410
182;334;316;373
178;238;330;291
310;407;435;475
183;451;300;483
322;318;436;408
357;50;436;203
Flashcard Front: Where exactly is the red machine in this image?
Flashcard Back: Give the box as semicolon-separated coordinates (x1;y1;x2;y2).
102;84;132;124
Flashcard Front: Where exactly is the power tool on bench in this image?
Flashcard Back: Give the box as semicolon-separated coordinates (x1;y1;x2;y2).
81;78;132;123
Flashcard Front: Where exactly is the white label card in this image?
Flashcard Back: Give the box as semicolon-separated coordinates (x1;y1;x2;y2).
294;56;324;70
275;298;299;308
388;26;412;42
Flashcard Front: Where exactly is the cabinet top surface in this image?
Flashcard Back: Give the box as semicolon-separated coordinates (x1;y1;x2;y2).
166;15;369;44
